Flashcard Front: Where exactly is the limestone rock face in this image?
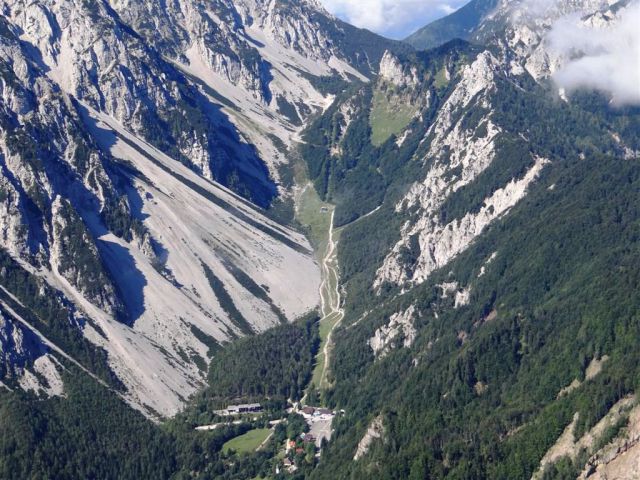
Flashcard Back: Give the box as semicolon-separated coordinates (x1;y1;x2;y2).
0;0;402;417
0;310;44;378
371;47;553;292
0;308;63;398
479;0;623;80
235;0;336;62
372;0;631;294
379;51;421;88
0;0;367;415
369;305;417;359
364;281;473;367
354;415;385;460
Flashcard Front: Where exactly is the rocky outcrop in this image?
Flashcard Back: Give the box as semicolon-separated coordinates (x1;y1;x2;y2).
378;156;548;289
102;0;380;195
578;401;640;479
0;21;126;313
110;0;273;103
533;396;638;480
0;306;63;397
480;0;621;80
50;197;123;317
1;0;279;201
379;51;421;88
0;308;46;378
438;282;471;308
454;287;471;308
354;415;385;460
18;355;65;397
369;305;417;359
236;0;334;60
329;98;362;157
374;47;551;291
557;356;610;398
375;52;500;289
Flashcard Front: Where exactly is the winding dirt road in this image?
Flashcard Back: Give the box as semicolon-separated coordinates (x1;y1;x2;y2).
317;210;344;390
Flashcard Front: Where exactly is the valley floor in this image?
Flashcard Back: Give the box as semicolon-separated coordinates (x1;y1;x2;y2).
295;183;344;395
312;210;344;392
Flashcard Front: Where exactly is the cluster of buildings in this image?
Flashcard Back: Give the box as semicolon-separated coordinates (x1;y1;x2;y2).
285;433;316;452
274;404;341;474
280;433;317;474
301;406;333;417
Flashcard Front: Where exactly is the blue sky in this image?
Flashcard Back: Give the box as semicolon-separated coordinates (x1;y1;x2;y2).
319;0;469;39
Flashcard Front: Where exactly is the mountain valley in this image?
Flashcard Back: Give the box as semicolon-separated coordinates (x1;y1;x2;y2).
0;0;639;478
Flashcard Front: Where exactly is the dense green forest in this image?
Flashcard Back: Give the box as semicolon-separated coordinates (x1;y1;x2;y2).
0;369;290;479
310;150;640;478
0;373;177;479
186;313;319;423
296;44;640;479
0;312;320;479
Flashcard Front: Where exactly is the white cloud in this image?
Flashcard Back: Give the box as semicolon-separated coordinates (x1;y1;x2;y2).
319;0;468;38
438;3;458;15
548;2;640;106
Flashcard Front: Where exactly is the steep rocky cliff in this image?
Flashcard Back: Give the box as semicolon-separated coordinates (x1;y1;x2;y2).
0;0;404;416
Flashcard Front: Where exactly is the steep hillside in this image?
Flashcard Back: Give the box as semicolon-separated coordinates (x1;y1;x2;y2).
106;0;409;186
0;314;322;479
0;0;407;417
0;16;320;416
297;1;640;478
406;0;632;83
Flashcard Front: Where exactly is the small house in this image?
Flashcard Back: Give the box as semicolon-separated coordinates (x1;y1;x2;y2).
225;403;262;415
283;458;297;473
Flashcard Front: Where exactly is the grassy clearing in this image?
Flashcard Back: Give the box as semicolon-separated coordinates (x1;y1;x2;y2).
434;66;450;89
369;88;415;147
222;428;272;455
295;183;334;259
310;311;342;389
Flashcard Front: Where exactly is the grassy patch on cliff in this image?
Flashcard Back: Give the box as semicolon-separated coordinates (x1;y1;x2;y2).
369;88;415;146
